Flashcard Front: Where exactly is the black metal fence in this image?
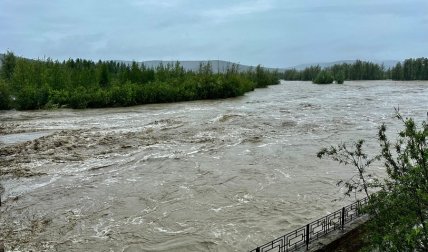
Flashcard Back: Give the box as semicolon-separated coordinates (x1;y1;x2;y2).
250;197;368;252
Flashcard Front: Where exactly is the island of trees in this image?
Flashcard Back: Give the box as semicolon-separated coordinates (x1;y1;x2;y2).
281;58;428;84
0;52;279;110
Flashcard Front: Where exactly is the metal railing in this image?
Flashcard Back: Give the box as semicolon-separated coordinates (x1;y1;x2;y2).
250;197;368;252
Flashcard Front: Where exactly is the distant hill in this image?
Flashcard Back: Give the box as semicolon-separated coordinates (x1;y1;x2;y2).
0;54;401;72
115;60;285;73
0;56;281;73
291;60;400;70
0;56;283;73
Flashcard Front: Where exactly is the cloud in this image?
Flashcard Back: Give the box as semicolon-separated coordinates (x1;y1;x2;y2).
130;0;185;8
285;1;427;18
200;0;275;22
0;0;427;66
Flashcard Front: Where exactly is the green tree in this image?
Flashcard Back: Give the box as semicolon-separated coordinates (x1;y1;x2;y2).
318;111;428;251
313;70;334;84
317;140;379;198
129;61;142;83
0;51;16;81
334;71;345;84
97;62;110;88
300;65;321;81
391;62;403;80
0;79;11;109
141;64;155;84
282;69;301;80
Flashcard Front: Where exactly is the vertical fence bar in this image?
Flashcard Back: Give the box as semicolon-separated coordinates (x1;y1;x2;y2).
256;247;260;252
305;224;310;250
357;200;360;216
341;207;345;229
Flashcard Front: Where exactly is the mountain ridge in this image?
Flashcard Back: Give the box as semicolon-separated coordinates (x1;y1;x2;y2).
0;53;401;71
115;59;283;73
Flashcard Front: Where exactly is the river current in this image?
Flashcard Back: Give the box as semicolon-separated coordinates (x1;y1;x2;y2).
0;80;427;251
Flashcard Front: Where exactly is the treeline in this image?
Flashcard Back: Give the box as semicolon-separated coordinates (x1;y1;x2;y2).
390;58;428;80
281;58;428;82
0;52;279;110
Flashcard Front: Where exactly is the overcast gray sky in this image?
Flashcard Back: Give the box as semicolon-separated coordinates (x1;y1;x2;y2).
1;0;427;67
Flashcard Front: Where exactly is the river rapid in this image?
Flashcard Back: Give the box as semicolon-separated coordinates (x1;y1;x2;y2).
0;80;427;251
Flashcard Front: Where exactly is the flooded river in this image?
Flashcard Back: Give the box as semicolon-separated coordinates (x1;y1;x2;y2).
0;80;427;251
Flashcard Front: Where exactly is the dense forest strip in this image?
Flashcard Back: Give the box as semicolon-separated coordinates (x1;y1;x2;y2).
280;58;428;81
0;52;279;110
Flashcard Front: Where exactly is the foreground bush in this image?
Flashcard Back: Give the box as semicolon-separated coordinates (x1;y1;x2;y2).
318;110;428;251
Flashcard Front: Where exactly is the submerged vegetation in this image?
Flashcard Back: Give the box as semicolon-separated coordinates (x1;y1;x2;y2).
0;52;279;110
281;58;428;83
312;70;334;84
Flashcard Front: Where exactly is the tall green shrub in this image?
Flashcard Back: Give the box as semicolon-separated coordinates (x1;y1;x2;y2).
318;111;428;251
313;70;334;84
0;79;11;109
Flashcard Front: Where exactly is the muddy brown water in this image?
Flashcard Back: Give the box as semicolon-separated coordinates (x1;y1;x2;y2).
0;80;427;251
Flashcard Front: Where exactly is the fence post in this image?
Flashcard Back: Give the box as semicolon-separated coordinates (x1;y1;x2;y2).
341;207;345;230
256;247;260;252
305;224;310;250
356;200;360;216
